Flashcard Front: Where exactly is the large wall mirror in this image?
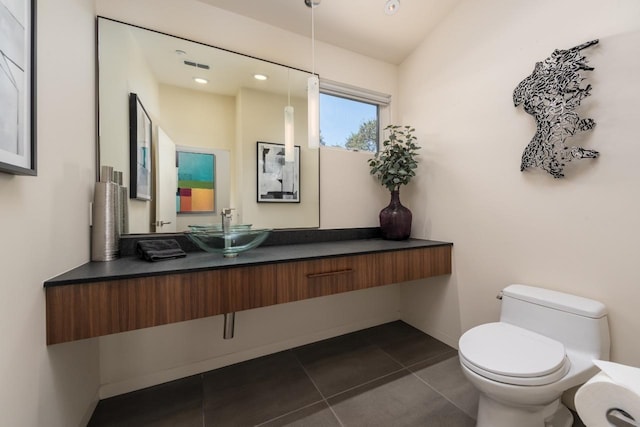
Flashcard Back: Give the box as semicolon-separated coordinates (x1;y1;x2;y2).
97;17;320;234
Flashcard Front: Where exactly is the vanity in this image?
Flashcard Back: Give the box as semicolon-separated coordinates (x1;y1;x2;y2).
44;232;452;345
64;19;454;348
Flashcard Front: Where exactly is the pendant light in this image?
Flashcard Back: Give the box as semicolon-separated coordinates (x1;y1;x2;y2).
284;70;295;162
306;0;320;149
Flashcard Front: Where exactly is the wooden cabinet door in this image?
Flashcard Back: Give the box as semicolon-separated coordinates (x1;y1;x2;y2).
377;246;452;285
46;264;277;345
276;254;379;304
276;246;452;304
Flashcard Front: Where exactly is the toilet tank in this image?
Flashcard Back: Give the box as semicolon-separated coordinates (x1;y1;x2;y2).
500;284;610;358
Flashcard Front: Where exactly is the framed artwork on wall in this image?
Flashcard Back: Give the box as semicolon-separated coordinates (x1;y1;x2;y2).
0;0;36;175
257;141;300;203
176;146;215;213
129;93;152;200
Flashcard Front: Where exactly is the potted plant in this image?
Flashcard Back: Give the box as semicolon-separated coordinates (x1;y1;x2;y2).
368;125;420;240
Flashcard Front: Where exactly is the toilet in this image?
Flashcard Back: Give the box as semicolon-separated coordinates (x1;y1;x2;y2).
458;284;610;427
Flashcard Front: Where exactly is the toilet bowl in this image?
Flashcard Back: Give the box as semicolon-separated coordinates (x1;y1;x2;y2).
458;284;610;427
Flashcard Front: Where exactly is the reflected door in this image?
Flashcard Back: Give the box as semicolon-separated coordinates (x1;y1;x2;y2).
155;128;177;232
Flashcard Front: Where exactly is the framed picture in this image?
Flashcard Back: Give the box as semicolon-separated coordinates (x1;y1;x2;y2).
257;141;300;203
129;93;152;200
0;0;36;175
176;146;215;213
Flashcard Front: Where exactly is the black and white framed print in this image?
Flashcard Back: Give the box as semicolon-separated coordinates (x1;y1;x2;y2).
129;93;152;201
0;0;36;175
257;141;300;203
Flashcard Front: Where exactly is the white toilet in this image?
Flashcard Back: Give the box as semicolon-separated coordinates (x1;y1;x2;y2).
458;284;610;427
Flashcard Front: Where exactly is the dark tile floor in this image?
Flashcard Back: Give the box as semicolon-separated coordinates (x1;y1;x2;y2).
88;321;585;427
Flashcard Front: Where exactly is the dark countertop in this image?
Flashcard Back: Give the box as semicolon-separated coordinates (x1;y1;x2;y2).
44;238;452;287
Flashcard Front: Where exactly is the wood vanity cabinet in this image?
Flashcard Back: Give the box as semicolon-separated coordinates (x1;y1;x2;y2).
45;243;451;345
276;245;452;304
276;254;376;302
46;264;277;345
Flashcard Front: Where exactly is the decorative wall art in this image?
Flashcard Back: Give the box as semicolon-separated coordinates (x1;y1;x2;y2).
0;0;36;175
513;39;599;178
176;147;215;213
257;141;300;203
129;93;152;200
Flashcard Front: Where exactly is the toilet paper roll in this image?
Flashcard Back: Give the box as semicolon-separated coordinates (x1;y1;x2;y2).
575;360;640;426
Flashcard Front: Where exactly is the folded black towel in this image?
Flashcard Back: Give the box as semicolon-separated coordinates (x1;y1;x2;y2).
136;239;187;262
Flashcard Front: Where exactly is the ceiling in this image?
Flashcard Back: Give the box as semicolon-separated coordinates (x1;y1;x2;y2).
122;20;309;97
196;0;464;64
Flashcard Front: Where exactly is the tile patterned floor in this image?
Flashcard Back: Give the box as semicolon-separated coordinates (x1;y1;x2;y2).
88;321;586;427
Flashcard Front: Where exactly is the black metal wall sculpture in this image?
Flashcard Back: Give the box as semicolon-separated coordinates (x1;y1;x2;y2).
513;40;599;178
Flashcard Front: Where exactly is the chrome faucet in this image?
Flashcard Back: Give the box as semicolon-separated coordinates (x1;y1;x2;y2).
221;208;235;233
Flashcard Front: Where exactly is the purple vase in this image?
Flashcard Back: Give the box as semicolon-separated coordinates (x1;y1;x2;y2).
379;190;412;240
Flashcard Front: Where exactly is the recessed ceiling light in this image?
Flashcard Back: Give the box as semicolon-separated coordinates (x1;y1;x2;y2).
193;77;208;84
384;0;400;15
253;74;268;81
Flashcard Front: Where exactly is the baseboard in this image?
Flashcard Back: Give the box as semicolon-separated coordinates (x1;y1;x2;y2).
99;313;400;399
400;316;460;349
79;387;100;427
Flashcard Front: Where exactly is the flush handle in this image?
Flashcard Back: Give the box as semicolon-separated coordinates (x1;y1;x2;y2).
607;408;638;427
496;291;503;300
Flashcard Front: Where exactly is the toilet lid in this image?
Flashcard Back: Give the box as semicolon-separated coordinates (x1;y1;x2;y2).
459;322;569;385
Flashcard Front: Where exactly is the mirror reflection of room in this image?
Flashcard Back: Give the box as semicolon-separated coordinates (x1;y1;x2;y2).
97;17;320;234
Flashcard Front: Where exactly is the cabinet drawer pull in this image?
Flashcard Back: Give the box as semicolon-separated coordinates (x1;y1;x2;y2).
306;269;354;279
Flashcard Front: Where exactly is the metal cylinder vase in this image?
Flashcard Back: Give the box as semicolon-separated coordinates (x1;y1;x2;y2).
91;167;120;261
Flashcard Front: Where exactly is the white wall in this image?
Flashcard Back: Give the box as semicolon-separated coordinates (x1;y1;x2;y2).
399;0;640;364
320;147;388;228
99;18;160;233
0;0;99;426
99;285;400;397
95;0;400;397
237;88;319;228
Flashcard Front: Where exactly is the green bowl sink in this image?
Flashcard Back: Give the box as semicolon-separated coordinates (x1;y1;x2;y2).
186;228;271;257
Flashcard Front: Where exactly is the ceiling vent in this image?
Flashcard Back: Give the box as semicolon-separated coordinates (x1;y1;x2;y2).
184;60;210;70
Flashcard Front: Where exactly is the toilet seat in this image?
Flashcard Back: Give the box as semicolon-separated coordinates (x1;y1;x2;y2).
459;322;571;386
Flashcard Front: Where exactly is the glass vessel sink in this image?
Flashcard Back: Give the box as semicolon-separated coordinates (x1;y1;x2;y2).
186;227;271;257
188;224;252;231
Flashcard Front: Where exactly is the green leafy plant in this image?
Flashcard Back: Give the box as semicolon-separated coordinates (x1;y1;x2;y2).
368;125;420;192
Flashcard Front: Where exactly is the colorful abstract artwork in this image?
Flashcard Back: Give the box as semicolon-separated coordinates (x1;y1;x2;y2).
176;149;215;213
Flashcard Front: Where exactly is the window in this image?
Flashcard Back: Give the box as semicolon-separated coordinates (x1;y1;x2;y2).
319;80;391;153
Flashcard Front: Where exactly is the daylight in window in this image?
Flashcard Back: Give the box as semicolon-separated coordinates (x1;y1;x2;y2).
319;94;378;152
318;81;390;153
